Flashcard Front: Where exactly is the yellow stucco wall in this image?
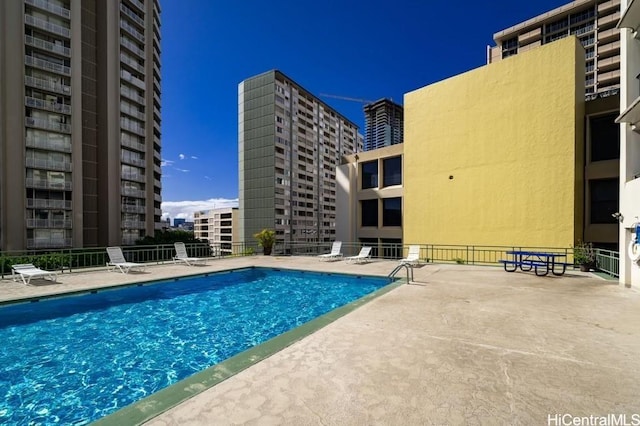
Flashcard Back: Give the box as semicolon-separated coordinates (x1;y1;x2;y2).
403;37;585;248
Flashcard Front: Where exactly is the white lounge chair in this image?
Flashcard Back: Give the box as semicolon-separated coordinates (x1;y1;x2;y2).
173;242;207;266
106;247;146;274
11;263;57;285
400;245;421;266
318;241;343;261
346;246;372;264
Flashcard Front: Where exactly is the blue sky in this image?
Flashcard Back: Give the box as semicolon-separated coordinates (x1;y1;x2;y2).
160;0;568;221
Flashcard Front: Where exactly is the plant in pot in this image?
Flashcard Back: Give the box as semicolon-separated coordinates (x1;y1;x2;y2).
573;241;596;272
253;229;276;255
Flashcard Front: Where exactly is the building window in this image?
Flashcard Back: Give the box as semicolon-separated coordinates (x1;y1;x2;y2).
361;199;378;227
383;156;402;187
590;113;619;162
590;179;618;224
361;161;378;189
382;197;402;227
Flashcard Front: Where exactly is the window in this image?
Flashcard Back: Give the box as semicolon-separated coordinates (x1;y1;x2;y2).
590;113;619;162
361;199;378;227
383;156;402;187
589;179;618;224
382;197;402;227
361;161;378;189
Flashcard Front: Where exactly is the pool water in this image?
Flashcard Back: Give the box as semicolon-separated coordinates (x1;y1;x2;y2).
0;267;390;424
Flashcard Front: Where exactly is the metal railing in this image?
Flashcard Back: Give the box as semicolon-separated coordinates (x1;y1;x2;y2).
25;0;71;19
24;14;71;38
0;242;621;280
25;35;71;57
25;75;71;95
25;96;71;114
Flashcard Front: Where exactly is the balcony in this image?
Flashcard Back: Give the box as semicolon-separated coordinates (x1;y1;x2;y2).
120;19;145;43
120;87;145;105
121;106;146;121
120;54;145;74
598;28;620;43
25;96;71;114
24;14;70;38
24;35;70;57
126;0;146;14
121;156;146;167
153;163;161;174
25;178;72;190
25;116;71;133
25;0;71;19
26;218;72;228
598;40;620;57
25;75;71;95
120;3;145;28
154;192;162;202
25;55;70;75
26;135;71;153
121;71;146;90
121;172;145;183
122;205;146;214
26;157;72;172
597;11;621;30
518;27;542;45
27;198;72;209
121;119;145;136
27;238;72;249
598;0;620;14
154;208;162;216
120;37;144;59
121;138;146;153
122;220;146;229
597;55;620;72
122;187;146;198
598;69;621;85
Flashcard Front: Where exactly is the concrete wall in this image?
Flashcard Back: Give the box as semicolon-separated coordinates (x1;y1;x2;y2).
403;37;585;248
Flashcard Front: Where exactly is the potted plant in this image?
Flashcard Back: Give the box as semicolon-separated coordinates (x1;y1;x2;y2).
573;241;596;272
253;229;276;255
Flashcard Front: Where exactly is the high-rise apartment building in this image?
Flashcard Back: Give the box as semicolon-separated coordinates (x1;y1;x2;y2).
193;207;239;255
238;70;361;247
488;0;620;96
363;99;403;151
0;0;162;251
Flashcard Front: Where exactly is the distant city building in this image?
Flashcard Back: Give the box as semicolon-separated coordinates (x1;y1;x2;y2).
363;99;404;151
238;70;362;247
488;0;620;97
0;0;163;250
173;218;186;227
193;207;239;255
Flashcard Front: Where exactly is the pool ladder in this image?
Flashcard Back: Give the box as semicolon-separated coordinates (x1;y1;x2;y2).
388;262;414;284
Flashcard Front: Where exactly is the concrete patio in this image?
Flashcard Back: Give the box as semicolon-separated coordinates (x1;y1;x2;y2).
1;256;639;425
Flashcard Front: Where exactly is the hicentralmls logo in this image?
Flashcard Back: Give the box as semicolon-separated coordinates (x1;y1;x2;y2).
547;413;640;426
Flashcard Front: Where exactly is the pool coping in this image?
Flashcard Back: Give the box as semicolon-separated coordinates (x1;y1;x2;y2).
87;269;403;425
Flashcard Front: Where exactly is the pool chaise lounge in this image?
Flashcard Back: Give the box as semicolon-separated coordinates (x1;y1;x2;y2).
346;246;372;264
106;246;146;274
173;242;207;266
11;264;58;285
317;241;343;261
399;245;420;266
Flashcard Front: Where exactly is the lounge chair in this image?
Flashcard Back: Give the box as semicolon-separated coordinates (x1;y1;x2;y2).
346;246;372;264
173;242;207;266
11;263;57;285
318;241;343;261
106;247;146;274
400;245;421;266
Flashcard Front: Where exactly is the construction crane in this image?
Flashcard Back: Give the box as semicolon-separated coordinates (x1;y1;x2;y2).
320;94;375;104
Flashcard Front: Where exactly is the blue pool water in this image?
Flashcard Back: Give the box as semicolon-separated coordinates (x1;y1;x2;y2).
0;267;390;424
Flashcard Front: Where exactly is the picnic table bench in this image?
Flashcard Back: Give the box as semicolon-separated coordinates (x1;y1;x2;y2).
499;250;568;276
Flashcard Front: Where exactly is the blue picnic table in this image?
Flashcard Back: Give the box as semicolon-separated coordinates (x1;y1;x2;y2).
499;250;568;276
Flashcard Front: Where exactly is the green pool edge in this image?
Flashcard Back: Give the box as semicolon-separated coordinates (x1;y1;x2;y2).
93;278;404;425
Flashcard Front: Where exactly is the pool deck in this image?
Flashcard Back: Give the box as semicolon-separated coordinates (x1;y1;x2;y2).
2;256;640;425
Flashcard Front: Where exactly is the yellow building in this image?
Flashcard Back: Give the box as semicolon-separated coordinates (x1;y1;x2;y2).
404;37;585;248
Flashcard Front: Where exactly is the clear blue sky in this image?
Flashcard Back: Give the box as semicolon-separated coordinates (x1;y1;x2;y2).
160;0;568;217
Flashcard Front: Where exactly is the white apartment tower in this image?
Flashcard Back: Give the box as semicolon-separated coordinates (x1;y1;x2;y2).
238;70;361;247
193;207;239;256
0;0;162;250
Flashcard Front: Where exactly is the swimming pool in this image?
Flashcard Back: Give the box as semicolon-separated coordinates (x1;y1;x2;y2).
0;267;392;424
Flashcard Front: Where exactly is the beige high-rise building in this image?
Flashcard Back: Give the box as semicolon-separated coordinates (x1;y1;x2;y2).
489;0;620;97
194;207;239;256
0;0;162;251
